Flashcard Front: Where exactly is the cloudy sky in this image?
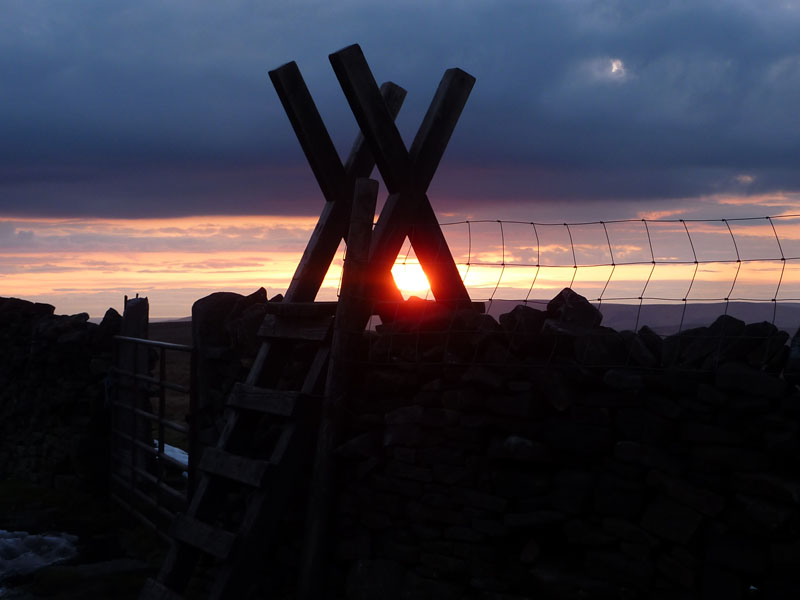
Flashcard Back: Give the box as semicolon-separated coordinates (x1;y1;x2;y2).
3;0;800;316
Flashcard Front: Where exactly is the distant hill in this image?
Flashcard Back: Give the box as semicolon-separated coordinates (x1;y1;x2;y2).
483;299;800;336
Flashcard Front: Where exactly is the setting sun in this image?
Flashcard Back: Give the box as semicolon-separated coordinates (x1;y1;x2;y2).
391;261;432;298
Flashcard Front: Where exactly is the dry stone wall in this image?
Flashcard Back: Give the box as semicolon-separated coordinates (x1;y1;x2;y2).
329;289;800;600
0;297;121;490
188;287;800;598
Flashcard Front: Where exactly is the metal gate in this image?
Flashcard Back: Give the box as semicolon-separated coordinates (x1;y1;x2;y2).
109;334;196;540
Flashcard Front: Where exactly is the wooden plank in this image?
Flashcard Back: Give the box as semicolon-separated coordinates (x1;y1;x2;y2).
258;314;332;342
301;346;330;396
170;515;236;560
228;383;300;416
408;68;475;189
269;423;296;465
198;448;271;488
271;65;405;304
329;45;412;192
298;178;378;600
345;81;406;177
407;199;472;305
329;44;472;307
139;578;184;600
269;62;347;204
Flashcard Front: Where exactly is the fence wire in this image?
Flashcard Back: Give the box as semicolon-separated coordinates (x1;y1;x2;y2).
349;214;800;373
386;214;800;333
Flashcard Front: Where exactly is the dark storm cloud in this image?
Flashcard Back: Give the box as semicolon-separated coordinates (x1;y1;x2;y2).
2;0;800;217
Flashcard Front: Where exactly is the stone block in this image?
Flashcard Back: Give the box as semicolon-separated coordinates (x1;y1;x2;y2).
641;496;703;544
704;526;767;574
547;288;602;327
715;362;787;398
487;435;550;463
347;559;405;600
645;470;726;516
386;460;434;483
585;550;655;589
504;511;565;529
593;474;645;519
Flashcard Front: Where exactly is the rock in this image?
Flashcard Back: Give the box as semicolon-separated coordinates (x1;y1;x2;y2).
585;550;654;589
680;422;742;445
645;470;726;516
546;288;602;328
488;435;550;463
385;406;424;425
704;527;767;574
700;566;744;600
620;329;659;367
783;327;800;385
336;432;384;459
593;474;645;519
550;471;595;515
504;510;565;529
734;493;796;533
574;328;627;366
602;517;659;547
347;559;405;600
731;472;800;505
691;446;771;472
192;291;244;347
603;368;645;390
499;305;546;354
563;519;615;545
638;325;663;362
91;308;122;349
640;496;703;544
715;362;787;398
656;551;696;590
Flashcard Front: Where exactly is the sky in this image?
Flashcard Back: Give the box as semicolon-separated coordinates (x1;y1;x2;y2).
3;0;800;317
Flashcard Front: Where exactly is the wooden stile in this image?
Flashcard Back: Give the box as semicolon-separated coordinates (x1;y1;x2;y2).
141;44;479;600
329;44;473;307
298;178;379;600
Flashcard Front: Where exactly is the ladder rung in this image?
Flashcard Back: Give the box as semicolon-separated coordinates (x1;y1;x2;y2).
258;314;332;342
139;578;184;600
262;301;338;317
199;448;271;488
170;514;236;560
228;384;300;416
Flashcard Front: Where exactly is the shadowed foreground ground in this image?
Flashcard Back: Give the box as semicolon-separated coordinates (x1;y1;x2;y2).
0;479;163;598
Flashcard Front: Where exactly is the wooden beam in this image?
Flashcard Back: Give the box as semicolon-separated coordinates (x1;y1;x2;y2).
269;62;405;303
329;44;473;306
409;67;475;190
269;62;346;203
329;46;412;193
298;178;378;599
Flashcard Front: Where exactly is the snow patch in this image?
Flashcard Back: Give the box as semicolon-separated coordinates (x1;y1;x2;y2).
155;440;189;478
0;530;79;582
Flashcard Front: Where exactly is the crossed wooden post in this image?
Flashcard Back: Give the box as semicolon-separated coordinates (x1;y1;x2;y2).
268;62;405;304
269;43;473;312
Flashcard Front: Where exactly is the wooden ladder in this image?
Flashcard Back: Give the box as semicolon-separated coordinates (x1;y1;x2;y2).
139;301;338;600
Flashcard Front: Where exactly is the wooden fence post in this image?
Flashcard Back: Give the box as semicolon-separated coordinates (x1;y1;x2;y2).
298;178;378;599
114;297;152;485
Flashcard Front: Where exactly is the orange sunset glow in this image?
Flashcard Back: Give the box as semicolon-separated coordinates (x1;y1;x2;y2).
4;210;800;318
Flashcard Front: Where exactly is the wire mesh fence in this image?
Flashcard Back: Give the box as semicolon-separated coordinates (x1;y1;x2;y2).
354;214;800;374
385;214;800;333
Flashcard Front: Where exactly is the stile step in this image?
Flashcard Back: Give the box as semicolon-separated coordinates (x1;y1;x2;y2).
228;384;300;416
170;514;236;560
199;447;272;488
258;314;332;342
139;578;184;600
